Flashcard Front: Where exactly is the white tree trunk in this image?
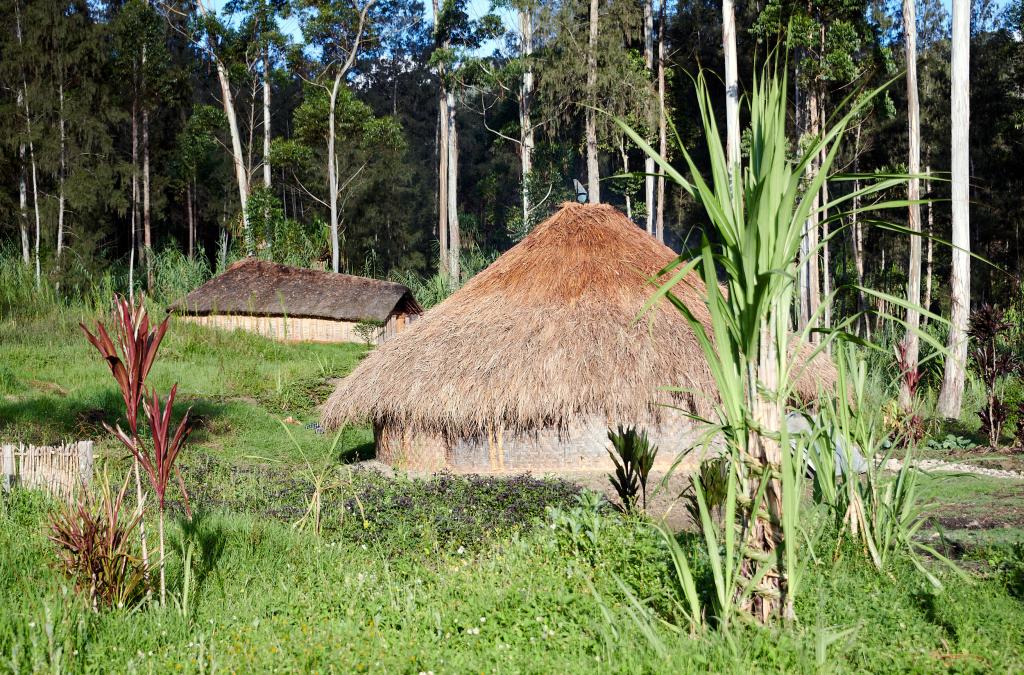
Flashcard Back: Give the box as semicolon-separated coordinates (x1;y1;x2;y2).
17;93;29;264
143;106;153;290
214;56;250;251
15;1;41;286
446;92;461;283
519;8;535;227
924;167;934;318
263;46;272;192
57;82;66;260
130;100;138;301
938;0;971;418
900;0;922;409
187;181;195;260
723;0;740;174
656;0;667;242
620;138;632;219
643;0;655;233
434;0;449;276
585;0;601;203
329;74;342;272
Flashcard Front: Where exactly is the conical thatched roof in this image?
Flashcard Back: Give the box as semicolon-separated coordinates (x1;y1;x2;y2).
323;202;832;435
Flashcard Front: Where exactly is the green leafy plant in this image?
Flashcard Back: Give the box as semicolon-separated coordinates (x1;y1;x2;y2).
354;319;386;348
607;426;658;512
684;458;729;527
923;433;975;452
49;472;147;611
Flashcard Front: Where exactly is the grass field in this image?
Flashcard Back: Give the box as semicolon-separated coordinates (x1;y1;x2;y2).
2;307;1024;672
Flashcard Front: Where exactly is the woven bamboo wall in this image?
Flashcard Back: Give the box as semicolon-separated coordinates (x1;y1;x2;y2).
375;410;711;474
179;312;411;345
2;441;94;502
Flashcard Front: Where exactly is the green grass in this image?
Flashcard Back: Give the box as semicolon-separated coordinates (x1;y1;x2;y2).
2;489;1023;672
3;307;1024;671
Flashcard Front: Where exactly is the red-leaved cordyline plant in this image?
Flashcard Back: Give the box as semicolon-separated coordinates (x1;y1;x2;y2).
81;295;192;606
109;385;193;605
895;340;922;407
81;295;166;581
49;472;146;612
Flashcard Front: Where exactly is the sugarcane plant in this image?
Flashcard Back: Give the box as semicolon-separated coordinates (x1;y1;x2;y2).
618;57;932;626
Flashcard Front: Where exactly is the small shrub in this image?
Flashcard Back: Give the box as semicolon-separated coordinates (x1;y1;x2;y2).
684;458;729;527
969;304;1017;447
354;319;385;347
607;426;658;513
48;473;147;610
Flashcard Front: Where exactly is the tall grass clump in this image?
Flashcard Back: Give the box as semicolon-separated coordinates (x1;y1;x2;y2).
151;246;212;306
0;251;62;319
619;58;925;626
809;343;961;586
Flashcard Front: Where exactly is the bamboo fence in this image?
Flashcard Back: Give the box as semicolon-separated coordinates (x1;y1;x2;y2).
1;441;94;502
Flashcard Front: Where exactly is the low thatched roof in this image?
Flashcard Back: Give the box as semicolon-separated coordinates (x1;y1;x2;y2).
170;259;421;322
323;202;834;435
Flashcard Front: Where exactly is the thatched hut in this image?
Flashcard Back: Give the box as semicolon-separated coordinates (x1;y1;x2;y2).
170;259;422;345
322;203;833;472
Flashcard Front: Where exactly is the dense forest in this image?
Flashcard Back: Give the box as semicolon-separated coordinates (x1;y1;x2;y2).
0;0;1021;308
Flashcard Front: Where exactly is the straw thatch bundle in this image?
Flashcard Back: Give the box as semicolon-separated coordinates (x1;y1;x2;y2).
323;203;833;448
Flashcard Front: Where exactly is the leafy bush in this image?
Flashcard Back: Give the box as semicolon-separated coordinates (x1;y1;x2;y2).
48;473;147;610
922;433;975;452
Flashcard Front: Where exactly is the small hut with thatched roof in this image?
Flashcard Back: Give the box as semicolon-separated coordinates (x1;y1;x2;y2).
322;202;832;472
170;259;422;345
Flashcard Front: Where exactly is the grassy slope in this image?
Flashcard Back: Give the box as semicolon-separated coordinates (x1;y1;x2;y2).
0;308;371;463
2;308;1023;672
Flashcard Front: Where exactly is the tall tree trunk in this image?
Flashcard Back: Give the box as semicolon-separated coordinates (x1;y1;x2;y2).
187;181;195;260
17;91;29;264
900;0;922;410
263;45;272;194
821;180;831;333
212;53;250;251
434;0;449;276
130;100;139;301
329;74;342;273
924;167;934;319
585;0;601;203
15;1;41;287
519;7;535;227
446;92;461;283
643;0;655;233
851;125;870;338
620;138;632;219
723;0;740;174
143;106;153;291
938;0;971;418
800;78;822;336
656;0;666;242
57;82;66;260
